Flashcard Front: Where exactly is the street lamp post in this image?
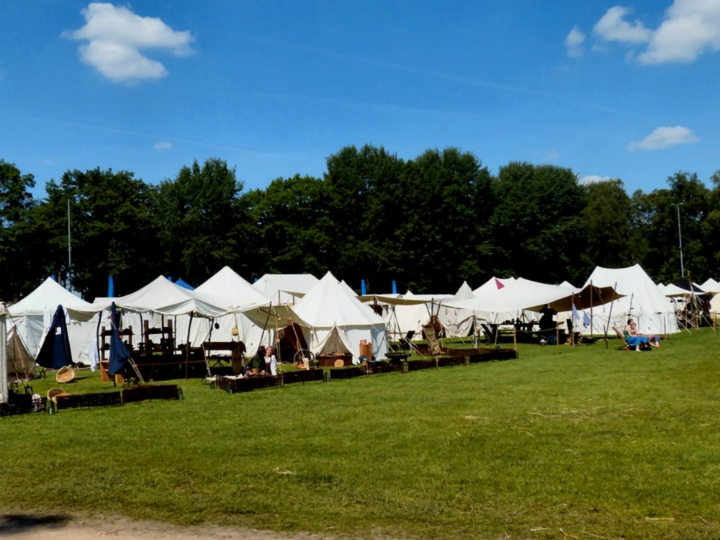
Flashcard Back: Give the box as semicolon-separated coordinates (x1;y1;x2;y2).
672;202;684;278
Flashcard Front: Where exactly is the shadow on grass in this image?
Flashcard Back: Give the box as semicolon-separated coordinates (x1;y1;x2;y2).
0;514;69;535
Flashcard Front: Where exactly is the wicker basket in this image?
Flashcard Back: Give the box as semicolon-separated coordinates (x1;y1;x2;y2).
47;388;70;403
56;366;75;384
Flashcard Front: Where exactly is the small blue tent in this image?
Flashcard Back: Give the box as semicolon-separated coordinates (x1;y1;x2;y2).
174;278;194;291
35;306;73;369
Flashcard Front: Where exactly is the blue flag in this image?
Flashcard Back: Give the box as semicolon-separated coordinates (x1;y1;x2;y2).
572;303;580;321
583;311;591;328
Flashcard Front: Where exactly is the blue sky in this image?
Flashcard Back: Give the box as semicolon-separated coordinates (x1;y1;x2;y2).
2;0;719;197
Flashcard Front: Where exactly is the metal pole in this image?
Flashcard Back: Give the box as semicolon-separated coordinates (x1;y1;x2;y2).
67;198;72;290
674;203;684;278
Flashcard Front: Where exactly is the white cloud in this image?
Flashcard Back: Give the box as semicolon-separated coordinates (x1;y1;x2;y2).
547;148;560;161
593;6;652;43
640;0;720;64
565;25;586;57
591;1;720;64
153;141;173;150
63;3;194;83
628;125;700;151
580;175;611;185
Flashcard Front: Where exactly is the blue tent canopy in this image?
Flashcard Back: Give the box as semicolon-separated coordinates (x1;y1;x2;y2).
35;305;73;370
174;278;194;291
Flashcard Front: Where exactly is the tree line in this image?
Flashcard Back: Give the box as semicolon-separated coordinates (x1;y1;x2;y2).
1;146;719;301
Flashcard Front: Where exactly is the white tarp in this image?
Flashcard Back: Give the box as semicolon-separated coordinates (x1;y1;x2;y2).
7;277;99;363
447;278;577;316
90;276;228;318
384;290;454;341
471;277;531;323
583;265;679;335
252;274;319;304
293;272;387;360
6;326;36;379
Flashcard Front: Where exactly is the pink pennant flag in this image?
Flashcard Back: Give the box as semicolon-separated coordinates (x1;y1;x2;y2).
495;278;505;290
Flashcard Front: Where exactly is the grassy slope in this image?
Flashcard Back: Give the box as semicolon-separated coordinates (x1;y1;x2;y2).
1;331;720;539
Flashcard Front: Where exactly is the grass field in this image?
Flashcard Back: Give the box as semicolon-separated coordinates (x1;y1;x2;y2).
2;330;720;539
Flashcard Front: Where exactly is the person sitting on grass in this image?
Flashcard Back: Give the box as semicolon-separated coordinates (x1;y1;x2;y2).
625;318;660;348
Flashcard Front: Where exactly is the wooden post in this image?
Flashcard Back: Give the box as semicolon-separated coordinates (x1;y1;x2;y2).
513;326;517;354
714;311;717;333
556;321;559;354
604;282;618;349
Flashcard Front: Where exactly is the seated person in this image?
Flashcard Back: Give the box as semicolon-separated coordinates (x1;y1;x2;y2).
538;305;557;332
246;345;268;375
625;318;660;348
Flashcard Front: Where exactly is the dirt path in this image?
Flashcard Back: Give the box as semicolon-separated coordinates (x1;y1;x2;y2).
0;514;321;539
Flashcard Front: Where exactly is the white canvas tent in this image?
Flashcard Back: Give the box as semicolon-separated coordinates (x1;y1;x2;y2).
293;272;387;361
385;291;452;342
191;267;275;353
191;267;310;355
6;326;36;379
312;325;353;357
470;277;532;323
252;274;319;304
438;282;476;338
701;278;720;314
7;277;99;364
583;265;679;335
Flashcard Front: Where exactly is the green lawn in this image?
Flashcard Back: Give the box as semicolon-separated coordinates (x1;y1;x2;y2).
2;330;720;539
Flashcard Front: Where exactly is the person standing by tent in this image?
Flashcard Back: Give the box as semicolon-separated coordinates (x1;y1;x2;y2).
265;345;277;376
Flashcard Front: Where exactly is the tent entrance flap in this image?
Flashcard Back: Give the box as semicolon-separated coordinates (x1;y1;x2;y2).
312;326;353;356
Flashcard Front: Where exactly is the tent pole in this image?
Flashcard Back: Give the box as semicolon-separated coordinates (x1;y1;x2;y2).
571;293;575;349
513;325;517;354
185;312;194;379
590;280;594;338
603;282;618;349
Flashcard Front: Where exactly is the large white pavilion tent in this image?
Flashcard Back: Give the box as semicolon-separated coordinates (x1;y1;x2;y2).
293;272;387;361
582;265;679;335
7;277;100;364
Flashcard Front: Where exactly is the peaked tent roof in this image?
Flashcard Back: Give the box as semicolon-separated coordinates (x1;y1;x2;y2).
473;277;516;297
195;266;270;308
583;265;674;316
9;277;93;317
252;274;320;302
447;281;475;302
88;276;227;317
293;272;384;328
701;278;720;293
448;278;576;313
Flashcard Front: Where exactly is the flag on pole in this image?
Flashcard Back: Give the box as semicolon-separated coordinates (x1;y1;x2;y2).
583;311;591;328
572;303;580;321
495;278;504;290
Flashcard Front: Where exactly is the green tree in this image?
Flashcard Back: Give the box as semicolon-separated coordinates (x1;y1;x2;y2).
635;172;711;283
582;179;642;269
395;148;493;292
247;174;334;277
154;158;248;285
36;168;159;298
490;163;587;284
0;160;39;300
